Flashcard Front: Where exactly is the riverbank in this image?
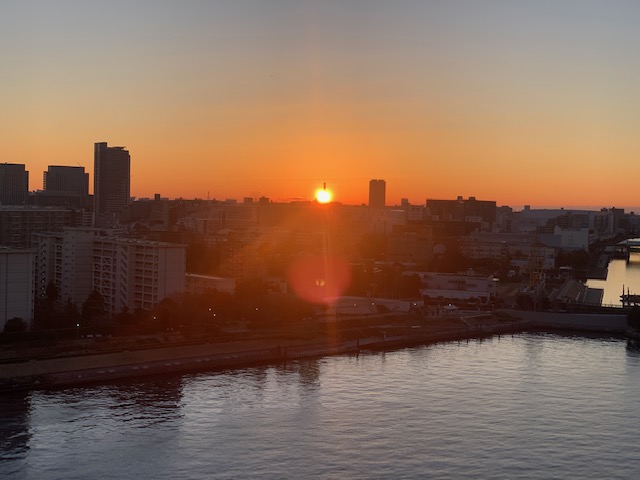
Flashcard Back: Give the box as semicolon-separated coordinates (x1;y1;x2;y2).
0;310;633;393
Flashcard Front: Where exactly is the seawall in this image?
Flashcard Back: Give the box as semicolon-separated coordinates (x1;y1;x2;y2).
506;310;628;333
1;310;635;393
0;320;531;393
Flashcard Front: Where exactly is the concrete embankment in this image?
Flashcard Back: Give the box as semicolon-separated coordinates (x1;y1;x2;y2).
0;339;287;392
1;320;532;393
505;310;629;334
1;311;636;393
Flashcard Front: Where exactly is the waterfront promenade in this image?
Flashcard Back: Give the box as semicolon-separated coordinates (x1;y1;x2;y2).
0;310;631;392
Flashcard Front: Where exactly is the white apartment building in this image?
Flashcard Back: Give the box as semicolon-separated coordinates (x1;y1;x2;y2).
34;231;63;299
553;226;589;251
33;228;95;307
61;228;95;307
93;238;186;315
0;247;35;329
34;229;186;315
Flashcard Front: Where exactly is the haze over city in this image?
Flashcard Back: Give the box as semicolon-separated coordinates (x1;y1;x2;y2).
2;1;640;208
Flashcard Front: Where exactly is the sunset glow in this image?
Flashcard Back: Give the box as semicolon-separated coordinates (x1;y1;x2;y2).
2;2;640;208
315;188;332;204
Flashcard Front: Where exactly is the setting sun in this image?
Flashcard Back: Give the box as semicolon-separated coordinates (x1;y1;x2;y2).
315;187;332;204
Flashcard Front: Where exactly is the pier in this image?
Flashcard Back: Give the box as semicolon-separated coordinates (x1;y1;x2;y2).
621;286;640;308
611;239;640;261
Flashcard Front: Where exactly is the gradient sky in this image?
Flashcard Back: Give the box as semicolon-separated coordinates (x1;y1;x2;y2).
1;0;640;208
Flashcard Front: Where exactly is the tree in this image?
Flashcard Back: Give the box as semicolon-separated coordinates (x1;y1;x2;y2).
63;298;82;328
82;290;106;327
3;317;27;333
359;233;387;260
113;306;134;326
398;273;422;298
234;278;269;303
34;281;62;330
154;297;181;330
433;240;470;273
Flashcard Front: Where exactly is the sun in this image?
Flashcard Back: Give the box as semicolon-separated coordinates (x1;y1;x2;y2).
315;188;332;204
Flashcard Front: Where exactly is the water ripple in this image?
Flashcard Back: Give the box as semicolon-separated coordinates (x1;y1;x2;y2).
2;334;640;479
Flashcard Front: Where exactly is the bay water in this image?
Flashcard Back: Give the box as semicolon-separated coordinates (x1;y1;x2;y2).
2;333;640;479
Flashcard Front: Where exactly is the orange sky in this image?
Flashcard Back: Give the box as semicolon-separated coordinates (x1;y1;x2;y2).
1;1;640;209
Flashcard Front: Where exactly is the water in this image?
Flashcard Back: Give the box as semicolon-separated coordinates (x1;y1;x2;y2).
2;334;640;479
588;252;640;305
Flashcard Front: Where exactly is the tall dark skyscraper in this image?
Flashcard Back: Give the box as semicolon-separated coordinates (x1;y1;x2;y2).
94;142;130;227
368;179;386;209
0;163;29;205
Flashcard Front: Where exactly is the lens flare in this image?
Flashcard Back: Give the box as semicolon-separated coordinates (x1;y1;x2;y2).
288;255;351;304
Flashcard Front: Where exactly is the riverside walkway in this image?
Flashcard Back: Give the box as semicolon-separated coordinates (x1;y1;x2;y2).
0;310;632;392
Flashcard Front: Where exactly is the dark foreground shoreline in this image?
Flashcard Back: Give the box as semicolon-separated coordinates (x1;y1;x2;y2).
0;310;633;393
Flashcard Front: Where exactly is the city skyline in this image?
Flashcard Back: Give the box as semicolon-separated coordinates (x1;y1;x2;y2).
4;155;640;212
2;1;640;207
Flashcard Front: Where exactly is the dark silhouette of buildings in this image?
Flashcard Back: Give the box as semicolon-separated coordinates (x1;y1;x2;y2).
369;179;386;208
44;165;88;196
0;206;74;247
94;142;130;227
427;196;496;224
0;163;29;205
31;165;90;207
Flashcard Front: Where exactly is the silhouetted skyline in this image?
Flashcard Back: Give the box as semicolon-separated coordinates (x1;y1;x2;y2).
2;1;640;207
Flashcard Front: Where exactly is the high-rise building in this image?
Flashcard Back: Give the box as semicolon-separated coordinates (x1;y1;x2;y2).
33;165;91;207
369;179;386;209
33;228;95;307
44;166;89;196
34;229;186;314
93;237;186;314
94;142;130;227
0;163;29;206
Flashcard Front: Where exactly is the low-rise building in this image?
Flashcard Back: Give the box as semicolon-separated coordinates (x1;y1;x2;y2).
387;227;433;264
541;226;589;251
411;271;498;301
458;232;556;272
185;273;235;295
